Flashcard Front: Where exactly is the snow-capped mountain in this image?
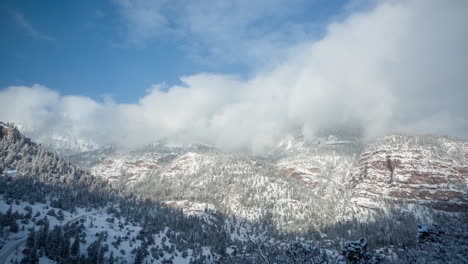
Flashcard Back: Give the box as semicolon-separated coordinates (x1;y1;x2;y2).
8;121;101;156
42;134;100;156
62;134;364;233
2;121;467;263
59;131;468;235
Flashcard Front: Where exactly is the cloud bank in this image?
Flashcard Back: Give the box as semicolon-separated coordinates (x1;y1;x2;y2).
1;0;467;153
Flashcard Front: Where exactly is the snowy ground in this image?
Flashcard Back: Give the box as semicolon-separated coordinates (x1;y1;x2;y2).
0;197;199;263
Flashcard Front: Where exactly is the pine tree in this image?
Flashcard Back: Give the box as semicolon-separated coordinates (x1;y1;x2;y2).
3;206;13;227
10;221;19;233
134;247;145;264
30;248;39;264
71;233;80;256
26;228;35;248
108;251;115;264
98;247;106;264
60;235;70;260
57;210;65;221
37;218;49;249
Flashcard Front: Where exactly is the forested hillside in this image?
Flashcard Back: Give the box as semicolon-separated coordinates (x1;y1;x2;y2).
1;122;467;263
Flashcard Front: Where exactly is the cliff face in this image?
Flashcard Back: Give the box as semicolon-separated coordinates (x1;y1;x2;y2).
349;134;468;212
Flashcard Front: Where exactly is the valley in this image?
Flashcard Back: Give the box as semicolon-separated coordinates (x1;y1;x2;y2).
1;122;466;263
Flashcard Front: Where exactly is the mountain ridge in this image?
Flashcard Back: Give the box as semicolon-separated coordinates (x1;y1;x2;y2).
1;121;467;263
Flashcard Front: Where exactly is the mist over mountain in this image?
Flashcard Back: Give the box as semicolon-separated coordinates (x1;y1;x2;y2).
1;0;467;153
1;0;468;263
1;121;467;263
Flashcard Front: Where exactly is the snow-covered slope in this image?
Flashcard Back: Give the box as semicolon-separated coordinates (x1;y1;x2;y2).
274;134;361;203
0;197;200;264
76;132;468;225
66;142;217;182
349;134;468;213
11;122;100;156
2;122;468;263
63;134;351;233
43;134;100;156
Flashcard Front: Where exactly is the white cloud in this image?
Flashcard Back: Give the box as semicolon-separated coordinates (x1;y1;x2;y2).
114;0;171;41
1;0;467;153
114;0;313;66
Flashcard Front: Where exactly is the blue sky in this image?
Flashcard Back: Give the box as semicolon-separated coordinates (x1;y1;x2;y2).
1;0;466;152
0;0;350;103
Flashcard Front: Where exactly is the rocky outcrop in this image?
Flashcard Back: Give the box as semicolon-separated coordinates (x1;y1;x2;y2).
90;153;176;183
274;134;360;194
349;134;468;212
279;167;321;188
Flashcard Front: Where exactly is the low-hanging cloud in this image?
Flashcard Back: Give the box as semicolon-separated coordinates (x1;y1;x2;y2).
1;0;467;153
